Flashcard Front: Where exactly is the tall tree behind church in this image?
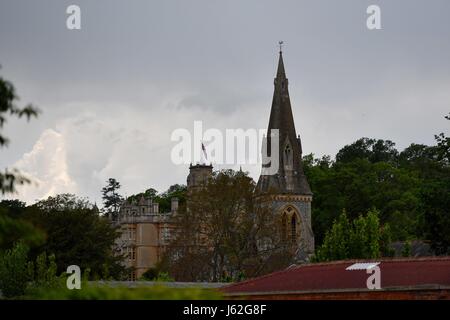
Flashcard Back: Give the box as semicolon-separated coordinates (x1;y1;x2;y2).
101;178;124;219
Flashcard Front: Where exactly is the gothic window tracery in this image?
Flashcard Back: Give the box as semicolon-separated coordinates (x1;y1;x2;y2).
281;206;300;244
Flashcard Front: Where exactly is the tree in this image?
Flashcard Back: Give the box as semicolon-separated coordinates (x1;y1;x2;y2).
335;138;398;165
0;210;45;251
158;184;187;212
126;184;188;213
314;209;388;262
161;170;292;282
33;193;92;212
25;194;127;279
0;70;39;194
420;178;450;255
0;242;30;298
101;178;123;219
418;114;450;255
433;113;450;165
304;151;421;245
314;211;351;261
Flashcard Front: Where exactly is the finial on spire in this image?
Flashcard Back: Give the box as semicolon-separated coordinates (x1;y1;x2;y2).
278;41;284;53
276;42;286;78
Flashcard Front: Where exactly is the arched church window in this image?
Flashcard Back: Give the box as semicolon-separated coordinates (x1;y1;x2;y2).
281;206;300;244
281;213;287;241
291;215;297;243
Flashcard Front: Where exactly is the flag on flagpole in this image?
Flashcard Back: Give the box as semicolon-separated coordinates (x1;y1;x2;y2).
201;142;208;161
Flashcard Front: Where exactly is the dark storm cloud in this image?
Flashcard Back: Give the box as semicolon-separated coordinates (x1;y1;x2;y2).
0;0;449;204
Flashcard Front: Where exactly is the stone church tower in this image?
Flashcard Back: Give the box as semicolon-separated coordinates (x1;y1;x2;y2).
256;48;315;261
187;163;213;191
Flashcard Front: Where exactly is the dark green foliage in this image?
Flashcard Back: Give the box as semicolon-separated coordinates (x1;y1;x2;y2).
305;129;449;255
304;152;421;244
401;241;412;257
0;211;45;251
30;252;59;289
23;194;127;280
420;178;450;255
0;200;26;217
33;193;92;212
128;184;187;213
314;209;387;262
0;194;127;284
0;70;39;194
101;178;123;219
158;184;187;212
0;200;45;251
139;267;174;281
433;113;450;164
0;242;30;298
140;267;158;280
336;138;398;164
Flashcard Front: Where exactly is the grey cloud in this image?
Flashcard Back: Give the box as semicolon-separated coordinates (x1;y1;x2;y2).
1;0;449;204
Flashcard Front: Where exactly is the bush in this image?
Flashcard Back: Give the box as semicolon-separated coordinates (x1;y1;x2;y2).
26;252;61;291
140;268;174;282
0;242;30;298
314;209;388;262
140;267;158;280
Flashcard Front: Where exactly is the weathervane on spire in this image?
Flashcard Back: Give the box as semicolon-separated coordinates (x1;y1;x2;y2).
278;41;284;53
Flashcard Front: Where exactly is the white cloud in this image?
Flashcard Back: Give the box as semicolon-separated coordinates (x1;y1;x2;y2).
4;90;272;206
7;128;77;204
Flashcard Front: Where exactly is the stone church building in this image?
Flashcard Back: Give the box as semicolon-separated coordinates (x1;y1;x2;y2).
256;49;315;261
113;49;314;280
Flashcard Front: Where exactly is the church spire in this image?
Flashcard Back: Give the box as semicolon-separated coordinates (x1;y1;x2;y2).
256;44;312;195
276;42;286;79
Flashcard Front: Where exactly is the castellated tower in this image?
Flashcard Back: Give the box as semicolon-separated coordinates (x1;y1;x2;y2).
187;163;213;191
256;49;315;261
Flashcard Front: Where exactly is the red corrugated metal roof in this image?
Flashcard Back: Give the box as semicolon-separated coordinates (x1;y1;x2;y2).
222;257;450;294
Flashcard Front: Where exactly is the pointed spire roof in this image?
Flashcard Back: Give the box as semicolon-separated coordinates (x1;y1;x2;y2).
268;50;296;143
276;50;286;79
257;45;312;196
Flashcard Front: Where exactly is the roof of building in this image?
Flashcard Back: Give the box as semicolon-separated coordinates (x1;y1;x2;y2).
221;257;450;296
391;240;432;257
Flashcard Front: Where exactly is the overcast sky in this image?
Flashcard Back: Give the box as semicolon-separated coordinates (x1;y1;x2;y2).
1;0;449;205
